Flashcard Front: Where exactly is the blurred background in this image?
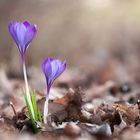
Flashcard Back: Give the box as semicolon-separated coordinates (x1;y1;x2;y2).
0;0;140;77
0;1;140;138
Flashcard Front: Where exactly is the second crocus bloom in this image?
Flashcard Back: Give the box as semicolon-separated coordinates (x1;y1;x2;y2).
42;58;67;123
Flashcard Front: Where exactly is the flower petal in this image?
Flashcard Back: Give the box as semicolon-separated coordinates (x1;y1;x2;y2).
24;24;37;47
8;23;19;47
23;21;30;27
53;61;67;80
42;58;52;85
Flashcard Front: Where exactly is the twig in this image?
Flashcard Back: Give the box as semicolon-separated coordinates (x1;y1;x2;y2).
10;101;18;119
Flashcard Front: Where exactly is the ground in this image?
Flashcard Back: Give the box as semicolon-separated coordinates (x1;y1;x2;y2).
0;56;140;140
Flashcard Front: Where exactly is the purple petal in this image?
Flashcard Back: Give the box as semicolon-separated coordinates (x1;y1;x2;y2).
42;58;52;84
23;21;30;27
24;25;37;47
15;23;27;48
8;23;19;47
50;59;61;78
53;61;67;80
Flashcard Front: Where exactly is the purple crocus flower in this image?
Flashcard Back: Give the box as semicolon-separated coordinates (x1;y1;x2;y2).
8;21;37;120
42;58;66;123
42;58;67;96
8;21;37;63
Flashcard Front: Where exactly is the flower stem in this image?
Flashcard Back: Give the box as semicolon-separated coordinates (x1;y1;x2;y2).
43;97;49;124
23;63;35;119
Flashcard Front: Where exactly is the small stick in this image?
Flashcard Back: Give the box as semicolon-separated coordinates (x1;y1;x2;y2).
137;100;140;115
137;100;140;109
10;101;18;119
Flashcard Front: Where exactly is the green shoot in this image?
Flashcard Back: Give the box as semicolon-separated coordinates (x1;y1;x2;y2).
38;108;43;122
23;90;43;133
31;90;43;123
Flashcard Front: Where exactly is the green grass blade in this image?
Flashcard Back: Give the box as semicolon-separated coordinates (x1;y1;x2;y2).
37;108;43;123
31;90;43;123
31;91;38;120
23;90;38;133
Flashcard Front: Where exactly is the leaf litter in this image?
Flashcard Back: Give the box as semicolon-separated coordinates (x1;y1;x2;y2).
1;58;140;140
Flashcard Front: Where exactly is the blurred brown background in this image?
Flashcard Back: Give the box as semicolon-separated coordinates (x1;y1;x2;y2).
0;0;140;71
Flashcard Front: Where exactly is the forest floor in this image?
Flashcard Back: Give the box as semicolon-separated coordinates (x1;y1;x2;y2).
0;56;140;140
